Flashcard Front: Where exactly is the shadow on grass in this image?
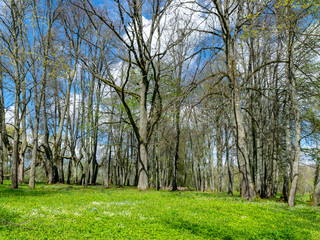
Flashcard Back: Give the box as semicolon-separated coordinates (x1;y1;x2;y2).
162;216;314;240
165;191;243;202
163;217;235;239
0;206;20;221
0;206;28;231
0;182;123;198
0;183;80;197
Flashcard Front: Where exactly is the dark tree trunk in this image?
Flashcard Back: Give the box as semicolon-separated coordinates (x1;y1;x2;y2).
0;74;3;184
226;122;233;196
67;159;72;184
172;102;181;191
0;137;3;185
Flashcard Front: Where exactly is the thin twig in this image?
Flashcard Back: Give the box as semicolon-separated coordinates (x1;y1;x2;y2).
0;217;34;230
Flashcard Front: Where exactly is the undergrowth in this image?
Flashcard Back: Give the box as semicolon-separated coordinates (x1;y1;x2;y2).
0;182;319;239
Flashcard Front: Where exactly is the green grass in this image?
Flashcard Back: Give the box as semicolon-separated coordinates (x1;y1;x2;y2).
0;182;319;239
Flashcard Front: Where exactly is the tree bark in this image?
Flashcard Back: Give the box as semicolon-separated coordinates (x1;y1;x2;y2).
288;58;301;207
11;90;20;189
10;0;22;189
137;74;149;190
211;0;255;200
172;101;181;191
0;134;3;185
29;112;40;188
313;136;320;206
208;138;215;191
0;71;4;184
232;86;256;200
216;117;223;192
41;91;54;184
226;122;233;196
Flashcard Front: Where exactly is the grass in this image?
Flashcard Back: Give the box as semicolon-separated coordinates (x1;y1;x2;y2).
0;182;320;240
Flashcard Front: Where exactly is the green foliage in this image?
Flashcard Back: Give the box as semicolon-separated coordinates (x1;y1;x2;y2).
0;182;319;239
275;0;320;9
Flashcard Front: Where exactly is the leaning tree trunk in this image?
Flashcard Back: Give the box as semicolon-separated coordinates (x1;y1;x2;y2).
230;38;256;199
54;74;73;184
213;0;255;200
232;85;256;200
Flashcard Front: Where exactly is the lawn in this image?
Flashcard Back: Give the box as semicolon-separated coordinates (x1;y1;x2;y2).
0;182;319;239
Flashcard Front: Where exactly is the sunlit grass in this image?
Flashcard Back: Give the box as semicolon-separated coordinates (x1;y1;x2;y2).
0;181;319;239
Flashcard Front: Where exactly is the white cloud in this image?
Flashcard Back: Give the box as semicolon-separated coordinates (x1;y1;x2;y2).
5;105;14;125
119;0;210;63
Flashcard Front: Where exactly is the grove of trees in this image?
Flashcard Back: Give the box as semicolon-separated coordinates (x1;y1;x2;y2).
0;0;320;207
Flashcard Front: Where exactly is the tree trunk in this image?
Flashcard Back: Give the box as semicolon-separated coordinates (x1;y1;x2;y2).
232;86;256;200
288;63;300;207
0;72;4;184
11;9;21;188
282;54;291;203
204;164;208;191
156;154;160;191
17;144;25;185
208;139;215;191
18;76;27;184
314;141;320;206
211;0;255;200
216;117;223;192
11;80;20;189
226;122;233;196
84;148;91;188
134;150;139;186
282;82;291;202
0;136;3;185
17;149;25;184
314;180;320;206
137;76;148;190
29;113;39;188
66;159;72;185
58;132;69;184
172;101;181;191
106;145;112;187
41;92;54;184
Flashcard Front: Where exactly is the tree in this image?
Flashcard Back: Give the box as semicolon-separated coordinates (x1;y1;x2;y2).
199;0;256;200
75;0;186;190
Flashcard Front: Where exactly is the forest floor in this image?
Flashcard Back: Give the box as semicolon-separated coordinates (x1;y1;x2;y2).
0;182;319;240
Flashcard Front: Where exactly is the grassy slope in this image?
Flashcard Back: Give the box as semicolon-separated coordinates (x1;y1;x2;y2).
0;182;319;240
